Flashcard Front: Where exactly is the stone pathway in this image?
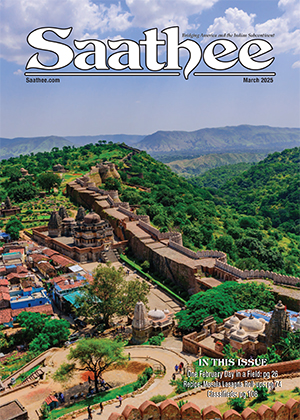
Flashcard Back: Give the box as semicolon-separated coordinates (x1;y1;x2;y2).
65;345;194;420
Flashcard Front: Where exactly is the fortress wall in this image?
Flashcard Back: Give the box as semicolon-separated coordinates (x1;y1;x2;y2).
169;239;198;259
197;250;227;262
138;220;171;240
127;232;197;293
106;398;300;420
117;206;150;224
118;207;141;220
215;260;300;285
67;179;300;288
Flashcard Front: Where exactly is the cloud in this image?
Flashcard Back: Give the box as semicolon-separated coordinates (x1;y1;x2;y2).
204;1;300;66
125;0;219;31
13;69;23;76
0;0;132;65
292;60;300;68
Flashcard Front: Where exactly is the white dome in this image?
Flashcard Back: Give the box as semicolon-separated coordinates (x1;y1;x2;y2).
225;314;240;329
148;308;165;320
230;315;240;325
237;327;246;336
240;315;264;333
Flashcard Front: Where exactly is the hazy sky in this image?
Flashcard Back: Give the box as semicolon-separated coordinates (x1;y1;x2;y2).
0;0;299;139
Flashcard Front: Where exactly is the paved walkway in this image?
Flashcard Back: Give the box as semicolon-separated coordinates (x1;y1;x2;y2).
66;345;196;420
1;340;299;420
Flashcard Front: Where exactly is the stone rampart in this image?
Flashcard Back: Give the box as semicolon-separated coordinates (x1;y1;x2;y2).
138;220;173;241
107;398;300;420
117;207;150;224
169;239;199;259
215;260;300;286
66;179;300;289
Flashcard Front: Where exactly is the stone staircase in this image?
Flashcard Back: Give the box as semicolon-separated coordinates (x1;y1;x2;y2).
101;249;120;263
22;368;44;385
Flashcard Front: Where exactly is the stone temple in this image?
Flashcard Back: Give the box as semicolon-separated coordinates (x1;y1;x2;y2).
48;206;114;248
131;301;174;344
216;300;293;357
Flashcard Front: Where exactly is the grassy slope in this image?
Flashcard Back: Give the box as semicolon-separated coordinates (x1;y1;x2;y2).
189;162;254;189
167;153;264;177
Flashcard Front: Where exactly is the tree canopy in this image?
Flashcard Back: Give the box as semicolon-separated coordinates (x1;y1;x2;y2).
54;338;126;393
5;216;23;240
76;264;149;328
17;312;70;353
37;172;62;192
176;281;275;331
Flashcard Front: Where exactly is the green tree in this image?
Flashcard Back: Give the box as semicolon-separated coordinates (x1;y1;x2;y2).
17;312;47;342
277;331;300;361
17;313;69;351
215;234;237;259
103;177;122;192
258;345;281;364
5;216;23;240
37;172;62;192
54;338;126;393
121;279;150;318
76;264;149;328
253;385;269;402
29;333;50;354
228;397;246;413
176;282;275;332
7;180;37;202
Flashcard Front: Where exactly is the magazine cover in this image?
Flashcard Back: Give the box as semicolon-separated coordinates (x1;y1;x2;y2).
0;1;300;419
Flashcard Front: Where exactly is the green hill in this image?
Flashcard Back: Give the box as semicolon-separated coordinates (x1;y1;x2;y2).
1;143;299;277
189;162;255;189
218;147;300;236
167;152;265;177
0;136;73;160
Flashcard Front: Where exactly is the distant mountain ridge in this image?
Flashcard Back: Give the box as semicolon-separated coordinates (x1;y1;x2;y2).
137;125;300;155
0;136;73;160
1;125;299;160
0;134;144;160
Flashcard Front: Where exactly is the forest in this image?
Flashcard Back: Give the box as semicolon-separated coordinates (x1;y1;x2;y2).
0;143;299;277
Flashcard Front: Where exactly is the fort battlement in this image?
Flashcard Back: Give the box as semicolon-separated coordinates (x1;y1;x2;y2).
66;173;300;291
105;398;300;420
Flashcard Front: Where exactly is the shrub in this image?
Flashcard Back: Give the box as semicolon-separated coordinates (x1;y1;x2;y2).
170;377;187;394
149;333;165;346
253;385;269;402
133;367;153;391
150;395;167;403
177;400;188;409
228;397;246;413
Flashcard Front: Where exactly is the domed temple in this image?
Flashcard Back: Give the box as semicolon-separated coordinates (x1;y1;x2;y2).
215;301;293;357
73;211;113;248
131;301;174;344
48;208;114;248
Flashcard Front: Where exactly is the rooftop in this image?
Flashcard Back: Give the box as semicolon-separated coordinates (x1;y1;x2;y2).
0;400;27;420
